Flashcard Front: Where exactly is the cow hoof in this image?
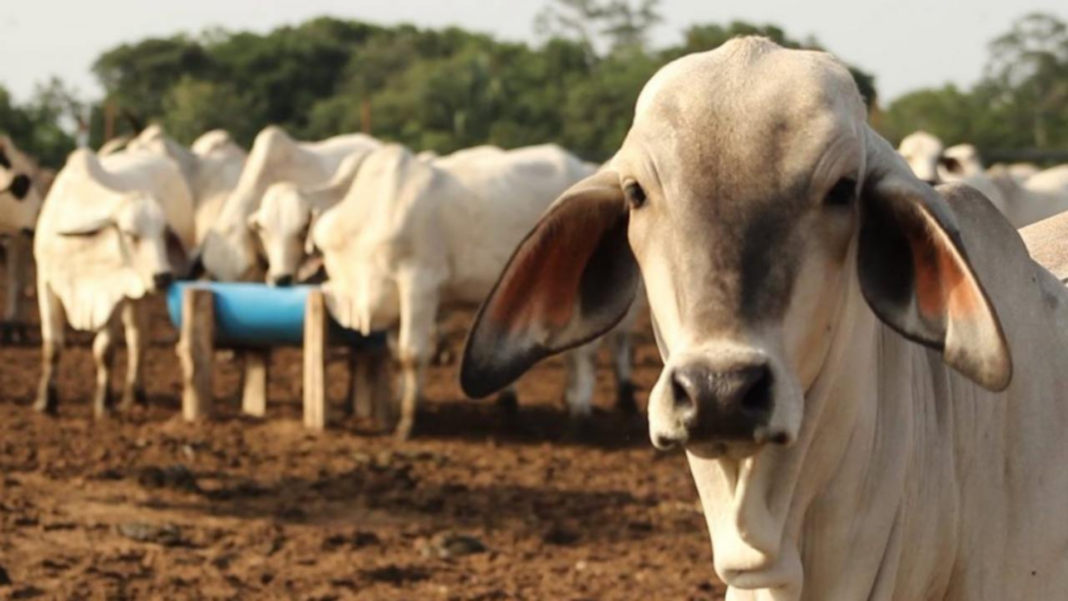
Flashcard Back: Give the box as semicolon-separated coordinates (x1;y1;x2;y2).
120;388;148;410
393;419;415;441
33;388;58;415
93;391;112;419
616;381;639;415
496;390;519;416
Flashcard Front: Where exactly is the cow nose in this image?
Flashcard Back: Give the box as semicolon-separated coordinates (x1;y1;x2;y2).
153;272;174;290
271;274;294;287
669;362;773;443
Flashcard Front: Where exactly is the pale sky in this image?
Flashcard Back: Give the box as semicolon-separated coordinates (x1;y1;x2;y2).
1;0;1064;105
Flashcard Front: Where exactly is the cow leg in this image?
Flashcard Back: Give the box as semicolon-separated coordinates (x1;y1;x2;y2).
34;281;65;414
91;312;120;418
497;383;519;416
119;299;149;410
607;328;637;414
564;343;597;420
393;274;438;441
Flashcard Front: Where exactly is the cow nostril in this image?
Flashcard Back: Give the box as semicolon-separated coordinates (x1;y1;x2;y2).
924;179;939;187
272;274;294;287
670;368;699;411
739;365;773;414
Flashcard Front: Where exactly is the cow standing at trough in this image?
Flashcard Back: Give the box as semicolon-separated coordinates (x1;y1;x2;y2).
34;149;195;416
313;143;638;439
199;126;379;282
463;38;1068;599
248;151;371;286
0;135;46;342
249;145;503;287
127;125;247;245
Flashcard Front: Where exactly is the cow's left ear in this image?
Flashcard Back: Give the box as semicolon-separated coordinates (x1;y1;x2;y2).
461;170;640;398
857;131;1012;391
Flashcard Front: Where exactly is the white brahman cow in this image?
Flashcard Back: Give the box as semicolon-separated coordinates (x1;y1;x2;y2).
899;133;1068;227
896;130;944;184
249;144;499;287
314;143;638;439
462;38;1068;600
199;126;379;282
0;135;46;342
127;125;247;244
34;148;195;417
248;151;371;286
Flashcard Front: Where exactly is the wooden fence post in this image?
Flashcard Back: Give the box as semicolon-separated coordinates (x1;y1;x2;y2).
242;350;268;417
303;289;327;431
178;288;214;421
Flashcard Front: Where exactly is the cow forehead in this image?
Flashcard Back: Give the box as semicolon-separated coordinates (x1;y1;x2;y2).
627;39;864;195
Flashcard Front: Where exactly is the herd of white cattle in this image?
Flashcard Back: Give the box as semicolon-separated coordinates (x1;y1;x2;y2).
5;36;1068;598
0;124;639;437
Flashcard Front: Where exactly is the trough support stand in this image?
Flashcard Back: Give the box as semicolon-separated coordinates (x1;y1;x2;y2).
178;288;214;422
303;289;327;431
242;350;269;417
350;349;393;423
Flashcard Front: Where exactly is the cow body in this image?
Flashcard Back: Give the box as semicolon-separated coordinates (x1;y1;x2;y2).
34;149;190;417
462;38;1068;599
317;143;636;438
200;126;379;281
128;125;247;245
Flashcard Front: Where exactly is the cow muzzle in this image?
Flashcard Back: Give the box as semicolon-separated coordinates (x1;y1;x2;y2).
270;273;294;287
649;354;786;453
152;272;175;291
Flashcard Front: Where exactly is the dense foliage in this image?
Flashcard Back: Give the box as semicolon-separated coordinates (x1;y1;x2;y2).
1;4;1064;167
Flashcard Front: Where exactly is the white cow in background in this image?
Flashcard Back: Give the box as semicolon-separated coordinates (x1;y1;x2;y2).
34;149;195;417
191;129;243;158
899;132;1068;227
249;150;375;286
1025;164;1068;196
313;143;638;439
896;130;944;184
0;135;47;342
249;144;495;287
939;143;984;178
199;126;379;281
463;38;1068;600
127;125;247;244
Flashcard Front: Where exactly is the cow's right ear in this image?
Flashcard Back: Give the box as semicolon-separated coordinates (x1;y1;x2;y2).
461;170;639;398
57;216;115;237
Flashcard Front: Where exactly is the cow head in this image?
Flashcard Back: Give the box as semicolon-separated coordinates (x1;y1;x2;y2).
897;131;944;185
58;191;175;294
249;183;315;286
462;38;1010;590
0;136;44;233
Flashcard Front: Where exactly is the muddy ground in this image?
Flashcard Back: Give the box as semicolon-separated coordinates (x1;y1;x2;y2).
0;267;724;600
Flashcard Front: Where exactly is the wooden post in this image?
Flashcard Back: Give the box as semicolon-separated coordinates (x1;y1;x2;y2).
360;98;372;135
178;288;214;421
349;349;385;419
303;289;327;431
242;350;268;417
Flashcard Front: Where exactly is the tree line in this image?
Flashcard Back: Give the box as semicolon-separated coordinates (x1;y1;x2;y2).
1;2;1064;168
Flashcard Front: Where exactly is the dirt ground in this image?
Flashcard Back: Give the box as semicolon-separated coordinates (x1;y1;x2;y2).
0;264;724;600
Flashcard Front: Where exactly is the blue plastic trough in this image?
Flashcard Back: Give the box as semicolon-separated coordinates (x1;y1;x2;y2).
166;281;386;349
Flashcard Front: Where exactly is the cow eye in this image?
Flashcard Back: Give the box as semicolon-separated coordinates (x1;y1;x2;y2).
825;178;856;208
624;181;646;209
0;147;10;170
